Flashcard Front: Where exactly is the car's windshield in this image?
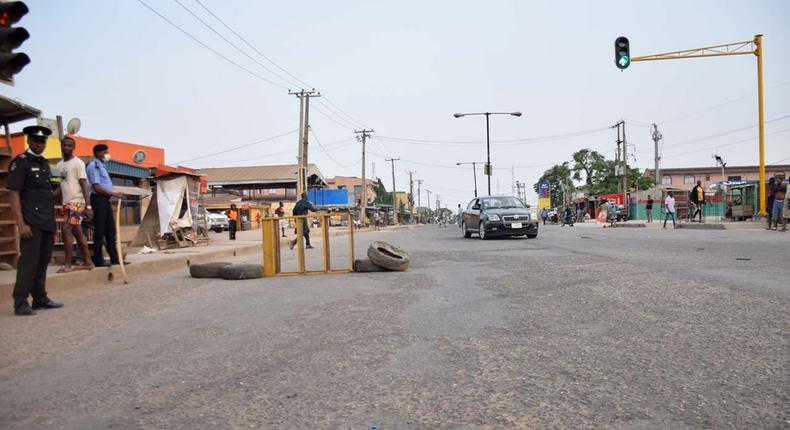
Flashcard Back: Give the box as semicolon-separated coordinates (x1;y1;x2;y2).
481;197;526;209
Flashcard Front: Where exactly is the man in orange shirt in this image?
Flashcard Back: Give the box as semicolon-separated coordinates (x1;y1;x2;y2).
227;204;238;240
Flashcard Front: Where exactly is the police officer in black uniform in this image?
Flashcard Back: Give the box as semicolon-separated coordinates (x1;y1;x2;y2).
7;126;63;316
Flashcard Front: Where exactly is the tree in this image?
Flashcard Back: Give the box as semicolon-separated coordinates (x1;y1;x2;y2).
533;162;574;206
588;160;653;195
571;149;606;187
370;178;392;205
398;201;407;224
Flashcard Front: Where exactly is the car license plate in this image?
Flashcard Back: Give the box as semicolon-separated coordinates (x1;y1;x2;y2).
510;222;522;229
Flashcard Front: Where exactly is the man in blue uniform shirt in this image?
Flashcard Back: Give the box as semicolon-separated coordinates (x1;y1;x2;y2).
86;144;124;267
7;126;64;316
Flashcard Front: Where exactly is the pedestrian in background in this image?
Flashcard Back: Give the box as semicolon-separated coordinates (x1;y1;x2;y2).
597;200;609;227
690;180;705;223
783;186;790;232
7;126;63;316
373;210;381;231
55;136;94;273
87;144;124;267
275;201;286;237
664;193;677;229
609;203;618;228
769;177;786;231
766;177;776;230
255;212;262;229
227;204;238;240
646;195;654;223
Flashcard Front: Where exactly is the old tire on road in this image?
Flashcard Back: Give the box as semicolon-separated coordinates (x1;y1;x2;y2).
354;258;388;272
367;241;409;271
189;261;232;278
221;263;264;280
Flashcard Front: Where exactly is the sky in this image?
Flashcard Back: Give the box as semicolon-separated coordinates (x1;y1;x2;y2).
6;0;790;208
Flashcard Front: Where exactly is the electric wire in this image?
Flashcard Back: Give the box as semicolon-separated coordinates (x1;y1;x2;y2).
192;0;313;89
309;128;361;168
173;129;298;164
172;0;295;89
136;0;290;90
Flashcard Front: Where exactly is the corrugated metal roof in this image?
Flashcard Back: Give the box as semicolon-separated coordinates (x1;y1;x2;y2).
104;160;151;179
198;163;325;185
0;94;41;124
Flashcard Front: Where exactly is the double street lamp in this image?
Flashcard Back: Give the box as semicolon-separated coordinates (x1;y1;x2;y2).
456;161;484;198
453;111;522;195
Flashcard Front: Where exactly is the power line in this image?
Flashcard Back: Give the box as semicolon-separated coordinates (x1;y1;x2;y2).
172;0;299;89
376;126;610;147
661;126;790;160
320;97;369;129
190;0;372;133
173;129;298;164
661;80;790;125
662;114;790;150
200;138;355;166
136;0;290;90
192;0;313;89
309;127;360;168
311;103;359;130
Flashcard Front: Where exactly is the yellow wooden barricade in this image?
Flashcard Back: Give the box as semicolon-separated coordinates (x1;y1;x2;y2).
261;212;355;277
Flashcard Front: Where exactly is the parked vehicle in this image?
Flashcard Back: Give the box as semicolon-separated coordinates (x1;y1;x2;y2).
461;196;539;239
207;211;230;232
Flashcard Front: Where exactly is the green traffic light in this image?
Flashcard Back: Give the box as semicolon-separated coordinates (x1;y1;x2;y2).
618;55;630;67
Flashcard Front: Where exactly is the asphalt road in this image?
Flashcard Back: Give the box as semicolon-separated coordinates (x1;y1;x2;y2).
1;224;788;429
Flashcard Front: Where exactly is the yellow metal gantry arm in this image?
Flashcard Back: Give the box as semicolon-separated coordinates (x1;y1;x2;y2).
632;39;756;62
632;35;767;216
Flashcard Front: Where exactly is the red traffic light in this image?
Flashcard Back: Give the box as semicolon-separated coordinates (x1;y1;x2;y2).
0;2;28;27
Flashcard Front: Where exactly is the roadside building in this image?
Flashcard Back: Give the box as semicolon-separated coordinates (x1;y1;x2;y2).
198;163;326;206
326;176;376;206
644;164;789;191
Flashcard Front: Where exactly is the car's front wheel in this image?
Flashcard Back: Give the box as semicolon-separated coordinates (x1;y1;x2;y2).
479;221;488;240
462;222;472;238
527;233;538;239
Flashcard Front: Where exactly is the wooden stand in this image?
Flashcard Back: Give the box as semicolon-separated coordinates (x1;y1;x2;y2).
0;146;19;268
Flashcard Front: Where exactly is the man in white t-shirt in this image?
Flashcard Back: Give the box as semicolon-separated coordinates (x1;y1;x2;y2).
54;136;94;272
663;194;676;229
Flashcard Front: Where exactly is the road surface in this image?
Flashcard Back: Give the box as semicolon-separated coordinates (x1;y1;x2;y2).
1;224;788;428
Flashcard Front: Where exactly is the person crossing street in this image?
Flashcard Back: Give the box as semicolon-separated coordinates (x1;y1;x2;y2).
289;192;318;250
7;126;64;316
690;180;705;223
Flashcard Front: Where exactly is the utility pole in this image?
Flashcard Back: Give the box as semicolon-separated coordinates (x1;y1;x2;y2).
289;89;321;196
612;120;627;213
355;129;374;226
651;123;662;198
406;170;415;222
416;179;423;208
425;189;432;214
385;157;400;218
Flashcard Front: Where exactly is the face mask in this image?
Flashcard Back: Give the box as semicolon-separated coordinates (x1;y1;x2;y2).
103;153;111;162
27;147;44;156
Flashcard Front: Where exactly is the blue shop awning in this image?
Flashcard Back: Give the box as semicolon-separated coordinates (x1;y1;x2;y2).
104;160;151;179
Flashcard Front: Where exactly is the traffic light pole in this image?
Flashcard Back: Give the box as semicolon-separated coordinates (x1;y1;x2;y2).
629;35;767;215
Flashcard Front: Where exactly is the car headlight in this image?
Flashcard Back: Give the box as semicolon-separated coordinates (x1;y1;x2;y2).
487;214;501;221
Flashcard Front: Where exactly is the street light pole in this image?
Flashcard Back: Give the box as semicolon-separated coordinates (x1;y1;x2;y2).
454;111;522;197
485;113;491;195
